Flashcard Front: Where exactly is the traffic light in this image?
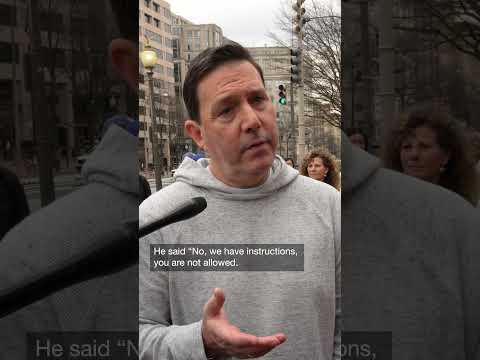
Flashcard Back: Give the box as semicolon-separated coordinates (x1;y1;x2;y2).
290;48;301;84
278;84;287;105
292;0;307;34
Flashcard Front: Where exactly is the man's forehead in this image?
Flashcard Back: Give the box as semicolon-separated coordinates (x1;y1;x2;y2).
199;61;263;94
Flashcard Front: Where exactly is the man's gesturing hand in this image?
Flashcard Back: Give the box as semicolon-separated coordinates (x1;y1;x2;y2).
201;288;286;359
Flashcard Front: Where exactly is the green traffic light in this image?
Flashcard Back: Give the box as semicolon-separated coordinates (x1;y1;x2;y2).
279;98;287;105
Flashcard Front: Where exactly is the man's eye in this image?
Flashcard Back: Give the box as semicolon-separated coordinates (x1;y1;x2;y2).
219;107;232;115
253;96;265;103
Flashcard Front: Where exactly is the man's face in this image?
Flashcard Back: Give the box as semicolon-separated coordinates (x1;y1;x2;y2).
189;60;278;187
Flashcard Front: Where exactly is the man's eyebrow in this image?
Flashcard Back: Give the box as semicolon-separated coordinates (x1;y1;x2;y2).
211;87;267;110
211;94;236;111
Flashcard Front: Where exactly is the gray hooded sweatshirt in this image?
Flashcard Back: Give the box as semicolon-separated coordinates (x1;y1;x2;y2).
139;155;341;360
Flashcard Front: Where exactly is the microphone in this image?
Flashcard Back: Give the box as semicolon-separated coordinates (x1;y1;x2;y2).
0;197;207;319
139;196;207;238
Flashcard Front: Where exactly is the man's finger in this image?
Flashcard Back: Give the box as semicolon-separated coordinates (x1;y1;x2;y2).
203;288;225;317
231;332;286;348
234;334;286;358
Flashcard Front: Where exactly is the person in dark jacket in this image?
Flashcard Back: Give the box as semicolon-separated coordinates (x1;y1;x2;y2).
0;166;30;240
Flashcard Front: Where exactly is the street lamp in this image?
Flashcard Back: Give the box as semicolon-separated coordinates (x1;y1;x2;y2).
140;38;163;190
160;92;172;173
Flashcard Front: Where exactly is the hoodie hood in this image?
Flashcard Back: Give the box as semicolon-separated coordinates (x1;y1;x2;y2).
341;132;381;195
82;125;139;196
174;154;299;200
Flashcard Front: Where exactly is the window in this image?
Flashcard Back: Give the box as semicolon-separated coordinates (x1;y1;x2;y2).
154;18;159;28
154;79;165;89
144;0;150;8
153;2;159;12
0;4;16;26
145;29;162;44
174;63;181;82
0;42;19;64
172;39;179;58
144;14;151;24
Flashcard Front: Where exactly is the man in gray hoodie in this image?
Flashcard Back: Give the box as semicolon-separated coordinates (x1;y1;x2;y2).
139;43;341;360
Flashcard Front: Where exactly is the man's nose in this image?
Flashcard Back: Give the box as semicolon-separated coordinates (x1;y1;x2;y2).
240;103;261;132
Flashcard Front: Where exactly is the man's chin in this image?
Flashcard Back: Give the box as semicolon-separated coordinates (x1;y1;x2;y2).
246;155;275;175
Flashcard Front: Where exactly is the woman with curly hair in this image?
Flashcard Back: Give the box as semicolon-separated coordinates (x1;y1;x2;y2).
300;149;340;190
383;105;479;205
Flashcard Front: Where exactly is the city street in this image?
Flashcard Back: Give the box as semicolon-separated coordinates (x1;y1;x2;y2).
147;177;175;193
24;174;176;211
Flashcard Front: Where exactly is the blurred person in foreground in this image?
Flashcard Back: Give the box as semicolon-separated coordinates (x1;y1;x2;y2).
469;131;480;207
0;1;140;356
300;149;340;191
0;166;30;240
342;129;480;359
139;43;340;360
383;106;479;205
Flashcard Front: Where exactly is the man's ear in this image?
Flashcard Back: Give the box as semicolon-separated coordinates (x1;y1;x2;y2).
109;38;138;91
185;120;205;150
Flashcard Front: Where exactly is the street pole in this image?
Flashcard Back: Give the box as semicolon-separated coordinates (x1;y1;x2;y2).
11;0;24;177
147;70;163;190
352;62;355;127
29;0;55;205
166;94;172;173
296;49;306;161
293;0;306;162
378;0;395;150
289;80;295;153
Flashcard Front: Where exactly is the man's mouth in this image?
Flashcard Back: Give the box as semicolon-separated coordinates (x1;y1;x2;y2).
245;139;269;151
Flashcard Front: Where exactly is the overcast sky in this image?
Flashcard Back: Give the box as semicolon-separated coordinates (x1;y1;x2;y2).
169;0;340;47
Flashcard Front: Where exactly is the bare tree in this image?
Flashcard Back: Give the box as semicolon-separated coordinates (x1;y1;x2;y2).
269;1;341;127
394;0;480;62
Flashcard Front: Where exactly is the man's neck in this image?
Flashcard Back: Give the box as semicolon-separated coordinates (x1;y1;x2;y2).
208;165;270;189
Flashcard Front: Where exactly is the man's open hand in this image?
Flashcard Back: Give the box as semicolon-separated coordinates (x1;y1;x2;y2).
201;288;286;359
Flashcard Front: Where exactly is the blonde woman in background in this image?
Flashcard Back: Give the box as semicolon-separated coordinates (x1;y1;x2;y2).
300;149;340;191
383;105;479;206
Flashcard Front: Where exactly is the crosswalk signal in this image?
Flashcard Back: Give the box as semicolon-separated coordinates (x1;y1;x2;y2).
278;84;287;105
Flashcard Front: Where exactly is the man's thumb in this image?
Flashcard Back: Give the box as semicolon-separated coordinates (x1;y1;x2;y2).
204;288;225;317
